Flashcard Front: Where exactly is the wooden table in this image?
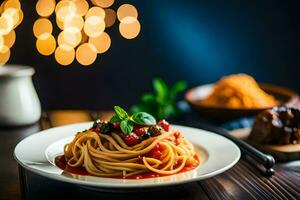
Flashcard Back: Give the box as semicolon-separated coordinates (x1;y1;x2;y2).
1;110;300;199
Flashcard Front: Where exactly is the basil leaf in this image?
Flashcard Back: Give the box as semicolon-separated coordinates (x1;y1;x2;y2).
153;78;168;104
130;105;142;114
170;81;187;100
120;119;133;135
110;115;121;123
141;93;155;103
131;104;157;119
114;106;128;120
131;78;186;120
131;112;156;125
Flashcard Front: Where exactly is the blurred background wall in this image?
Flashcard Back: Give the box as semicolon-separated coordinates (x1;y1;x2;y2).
7;0;300;109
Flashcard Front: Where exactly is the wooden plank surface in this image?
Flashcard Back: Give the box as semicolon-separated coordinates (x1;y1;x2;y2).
1;110;300;200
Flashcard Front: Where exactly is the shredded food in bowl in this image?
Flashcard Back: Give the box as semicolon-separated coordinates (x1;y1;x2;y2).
200;74;278;108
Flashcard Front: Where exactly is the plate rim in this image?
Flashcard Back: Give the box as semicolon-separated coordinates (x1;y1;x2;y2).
14;122;241;188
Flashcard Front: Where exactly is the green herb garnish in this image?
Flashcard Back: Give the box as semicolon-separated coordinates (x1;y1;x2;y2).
120;119;133;134
110;106;156;135
131;78;187;120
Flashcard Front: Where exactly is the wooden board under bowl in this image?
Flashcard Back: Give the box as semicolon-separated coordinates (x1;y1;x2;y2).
185;83;299;120
230;128;300;161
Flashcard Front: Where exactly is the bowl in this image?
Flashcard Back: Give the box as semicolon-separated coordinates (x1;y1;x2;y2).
185;83;299;120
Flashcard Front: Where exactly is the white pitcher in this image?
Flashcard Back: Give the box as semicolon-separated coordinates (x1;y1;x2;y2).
0;65;41;126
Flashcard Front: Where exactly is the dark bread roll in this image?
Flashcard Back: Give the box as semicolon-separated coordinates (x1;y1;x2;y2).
249;106;300;145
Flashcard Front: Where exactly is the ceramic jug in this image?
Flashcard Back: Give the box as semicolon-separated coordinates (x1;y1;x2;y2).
0;65;41;126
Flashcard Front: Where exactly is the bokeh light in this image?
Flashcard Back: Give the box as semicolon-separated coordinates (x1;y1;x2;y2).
0;35;4;52
0;46;10;64
55;45;75;66
4;0;21;10
34;0;141;66
56;17;64;30
0;17;13;36
84;16;105;38
36;0;56;17
104;9;116;27
92;0;115;8
76;43;97;66
36;33;56;56
85;6;105;19
117;4;138;21
73;0;89;16
3;29;15;48
0;0;22;65
0;45;9;54
88;32;111;53
0;2;4;13
55;0;77;22
15;9;23;27
62;28;82;47
33;18;53;38
119;17;141;39
57;32;64;46
64;14;84;30
3;8;19;27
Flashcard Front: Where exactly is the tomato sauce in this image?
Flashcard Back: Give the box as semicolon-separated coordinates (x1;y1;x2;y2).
55;155;199;179
55;155;89;176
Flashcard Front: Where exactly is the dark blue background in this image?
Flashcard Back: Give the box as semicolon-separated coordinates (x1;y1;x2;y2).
8;0;300;109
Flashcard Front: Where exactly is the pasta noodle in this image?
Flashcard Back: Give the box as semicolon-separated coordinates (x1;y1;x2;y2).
63;129;198;178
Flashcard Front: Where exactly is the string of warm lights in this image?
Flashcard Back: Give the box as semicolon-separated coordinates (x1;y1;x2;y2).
34;0;141;66
0;0;23;65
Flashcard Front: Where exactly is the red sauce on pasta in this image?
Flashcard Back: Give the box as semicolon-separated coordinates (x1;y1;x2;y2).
55;155;89;176
55;154;200;179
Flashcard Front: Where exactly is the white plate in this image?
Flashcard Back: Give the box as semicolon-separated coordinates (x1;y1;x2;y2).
14;123;240;189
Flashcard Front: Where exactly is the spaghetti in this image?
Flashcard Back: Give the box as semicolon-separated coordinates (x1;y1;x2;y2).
62;123;198;178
